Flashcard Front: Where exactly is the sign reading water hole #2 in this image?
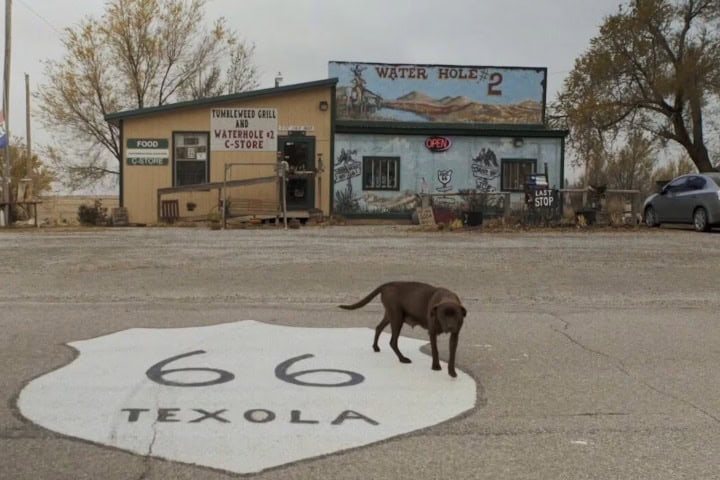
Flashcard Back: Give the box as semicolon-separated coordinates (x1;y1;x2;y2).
18;320;476;475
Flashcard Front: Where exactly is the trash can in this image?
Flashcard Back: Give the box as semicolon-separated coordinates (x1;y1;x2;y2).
463;210;483;227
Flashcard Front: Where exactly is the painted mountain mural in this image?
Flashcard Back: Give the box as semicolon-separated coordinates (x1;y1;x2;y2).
382;91;542;124
330;61;547;125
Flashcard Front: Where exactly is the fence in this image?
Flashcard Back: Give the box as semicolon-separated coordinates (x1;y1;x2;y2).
419;192;511;224
559;188;643;225
419;187;643;226
157;161;289;229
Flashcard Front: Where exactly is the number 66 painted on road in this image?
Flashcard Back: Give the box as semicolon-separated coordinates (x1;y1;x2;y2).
146;351;365;388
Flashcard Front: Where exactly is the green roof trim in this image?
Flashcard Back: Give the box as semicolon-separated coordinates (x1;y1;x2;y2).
104;78;339;124
335;120;568;137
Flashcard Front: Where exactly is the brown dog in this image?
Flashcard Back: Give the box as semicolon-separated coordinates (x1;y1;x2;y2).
339;281;467;377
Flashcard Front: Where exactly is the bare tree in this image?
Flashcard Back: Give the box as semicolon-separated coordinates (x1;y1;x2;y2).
37;0;260;190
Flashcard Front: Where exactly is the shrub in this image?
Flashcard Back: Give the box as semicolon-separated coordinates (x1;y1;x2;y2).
77;199;108;226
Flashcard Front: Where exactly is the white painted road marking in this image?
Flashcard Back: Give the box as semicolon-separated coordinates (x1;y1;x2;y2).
18;321;476;474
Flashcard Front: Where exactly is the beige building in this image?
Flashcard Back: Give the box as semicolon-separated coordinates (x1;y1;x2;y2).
105;79;337;225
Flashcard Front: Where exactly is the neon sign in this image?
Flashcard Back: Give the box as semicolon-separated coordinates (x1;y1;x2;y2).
425;136;452;152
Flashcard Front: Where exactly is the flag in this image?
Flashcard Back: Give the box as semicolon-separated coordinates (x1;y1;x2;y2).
0;111;6;148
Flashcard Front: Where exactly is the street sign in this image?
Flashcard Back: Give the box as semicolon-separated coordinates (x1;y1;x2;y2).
18;320;476;474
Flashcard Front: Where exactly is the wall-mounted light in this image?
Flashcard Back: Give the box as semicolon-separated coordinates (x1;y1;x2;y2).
513;137;524;148
318;100;329;112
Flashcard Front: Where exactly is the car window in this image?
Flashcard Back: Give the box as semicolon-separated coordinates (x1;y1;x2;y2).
705;174;720;188
688;176;706;190
666;177;687;190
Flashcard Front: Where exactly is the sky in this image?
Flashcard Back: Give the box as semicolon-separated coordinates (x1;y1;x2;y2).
1;0;624;192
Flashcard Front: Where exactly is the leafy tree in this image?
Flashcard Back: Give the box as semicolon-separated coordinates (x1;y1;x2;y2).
555;0;720;173
0;137;55;198
652;152;697;182
37;0;259;190
0;137;56;220
605;132;657;194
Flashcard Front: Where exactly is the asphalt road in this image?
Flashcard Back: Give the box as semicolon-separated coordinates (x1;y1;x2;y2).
1;225;719;479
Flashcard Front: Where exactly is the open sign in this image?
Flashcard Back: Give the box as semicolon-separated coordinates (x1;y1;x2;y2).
425;136;452;152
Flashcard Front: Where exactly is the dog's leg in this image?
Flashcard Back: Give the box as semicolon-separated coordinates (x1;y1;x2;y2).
373;315;390;352
389;310;412;364
447;332;459;377
429;331;441;371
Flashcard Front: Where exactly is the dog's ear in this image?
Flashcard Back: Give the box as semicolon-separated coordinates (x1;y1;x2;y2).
460;306;467;317
428;304;438;326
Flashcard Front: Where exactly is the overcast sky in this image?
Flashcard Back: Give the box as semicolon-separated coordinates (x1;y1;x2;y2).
2;0;623;190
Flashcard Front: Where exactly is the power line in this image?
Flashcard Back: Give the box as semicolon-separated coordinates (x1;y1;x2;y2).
16;0;62;37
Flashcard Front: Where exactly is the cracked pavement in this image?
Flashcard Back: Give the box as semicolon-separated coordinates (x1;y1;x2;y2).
1;225;719;479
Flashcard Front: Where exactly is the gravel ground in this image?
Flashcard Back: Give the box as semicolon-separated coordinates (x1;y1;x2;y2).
0;225;716;309
1;224;719;480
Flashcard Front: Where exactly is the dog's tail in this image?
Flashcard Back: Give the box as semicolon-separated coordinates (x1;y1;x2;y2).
338;284;387;310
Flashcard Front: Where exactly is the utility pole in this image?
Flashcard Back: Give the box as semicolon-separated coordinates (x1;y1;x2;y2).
20;72;31;202
2;0;12;226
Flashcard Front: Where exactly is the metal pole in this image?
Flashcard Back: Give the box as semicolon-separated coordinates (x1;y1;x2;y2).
281;160;288;230
316;153;323;217
16;72;31;207
24;73;30;179
2;0;12;226
221;163;228;230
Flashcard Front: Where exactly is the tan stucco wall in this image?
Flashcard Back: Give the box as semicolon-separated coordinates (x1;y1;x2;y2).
121;86;333;224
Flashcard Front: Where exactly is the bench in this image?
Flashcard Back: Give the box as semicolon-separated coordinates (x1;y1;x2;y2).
227;198;280;220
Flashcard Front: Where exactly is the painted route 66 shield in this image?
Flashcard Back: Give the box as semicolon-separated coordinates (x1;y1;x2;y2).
18;321;476;474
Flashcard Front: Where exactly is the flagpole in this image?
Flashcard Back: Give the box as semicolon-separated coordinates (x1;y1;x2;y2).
2;0;12;226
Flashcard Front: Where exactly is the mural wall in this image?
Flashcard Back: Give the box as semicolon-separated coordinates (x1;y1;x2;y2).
329;61;546;125
333;134;561;215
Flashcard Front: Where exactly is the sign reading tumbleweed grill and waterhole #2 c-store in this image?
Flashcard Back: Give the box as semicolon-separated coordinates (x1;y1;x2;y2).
126;139;169;166
17;320;476;475
211;108;278;152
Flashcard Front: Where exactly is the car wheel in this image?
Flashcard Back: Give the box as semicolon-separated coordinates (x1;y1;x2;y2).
693;207;710;232
644;206;659;227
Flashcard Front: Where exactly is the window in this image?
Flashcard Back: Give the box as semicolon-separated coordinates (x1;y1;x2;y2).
501;159;536;192
363;157;400;191
687;176;706;190
707;174;720;188
174;132;209;186
664;176;688;192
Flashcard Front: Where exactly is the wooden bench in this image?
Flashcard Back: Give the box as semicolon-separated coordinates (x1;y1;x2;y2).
227;198;280;219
